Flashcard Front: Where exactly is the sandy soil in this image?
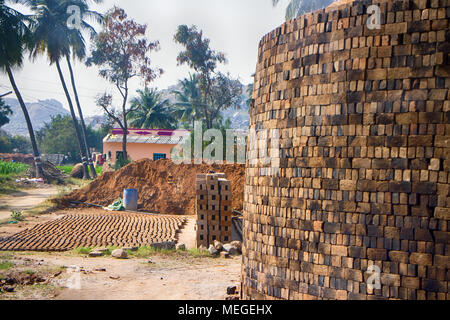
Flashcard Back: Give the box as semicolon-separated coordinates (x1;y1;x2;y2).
0;186;60;221
177;216;197;249
0;252;241;300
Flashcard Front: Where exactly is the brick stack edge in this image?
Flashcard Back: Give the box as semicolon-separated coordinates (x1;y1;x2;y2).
241;0;449;300
196;173;233;247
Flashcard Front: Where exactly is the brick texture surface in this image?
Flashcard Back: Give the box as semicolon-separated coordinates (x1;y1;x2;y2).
242;0;449;300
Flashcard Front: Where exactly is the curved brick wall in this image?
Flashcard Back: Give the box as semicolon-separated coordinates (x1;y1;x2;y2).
242;0;449;300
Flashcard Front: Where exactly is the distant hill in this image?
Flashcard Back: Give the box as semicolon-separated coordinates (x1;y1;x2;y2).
2;98;70;136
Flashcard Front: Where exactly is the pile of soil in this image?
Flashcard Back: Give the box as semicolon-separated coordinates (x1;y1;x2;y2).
0;153;34;165
27;161;66;184
59;159;245;215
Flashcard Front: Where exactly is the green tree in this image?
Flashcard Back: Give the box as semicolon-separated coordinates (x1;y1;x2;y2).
128;88;175;129
37;115;104;163
272;0;335;20
0;98;12;128
26;0;96;179
174;25;242;129
0;0;44;177
172;74;204;129
87;7;162;162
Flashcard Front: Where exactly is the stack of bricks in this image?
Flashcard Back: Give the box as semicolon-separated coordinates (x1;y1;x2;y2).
196;173;233;248
242;0;449;300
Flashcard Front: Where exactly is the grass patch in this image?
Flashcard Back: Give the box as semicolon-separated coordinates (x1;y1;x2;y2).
57;165;103;176
0;161;29;175
0;261;14;270
73;247;92;255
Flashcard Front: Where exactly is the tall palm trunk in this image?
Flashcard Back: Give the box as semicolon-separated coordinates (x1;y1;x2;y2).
66;56;97;178
5;65;44;179
55;60;90;180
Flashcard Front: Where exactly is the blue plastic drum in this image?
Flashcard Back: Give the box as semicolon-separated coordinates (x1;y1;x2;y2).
123;189;138;211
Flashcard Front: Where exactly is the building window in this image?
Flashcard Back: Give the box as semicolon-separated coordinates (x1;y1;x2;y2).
200;235;204;240
224;236;229;241
153;153;167;160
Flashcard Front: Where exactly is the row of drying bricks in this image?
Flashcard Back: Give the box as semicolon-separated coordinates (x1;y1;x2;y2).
0;214;186;251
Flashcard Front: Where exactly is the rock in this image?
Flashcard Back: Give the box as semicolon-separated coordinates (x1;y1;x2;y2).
198;245;207;251
176;243;186;251
93;247;109;253
70;163;84;179
88;251;104;257
208;245;219;255
230;241;242;253
220;251;230;259
122;246;138;252
227;285;237;295
94;268;106;272
111;249;127;259
109;275;120;280
214;240;224;251
223;244;238;255
3;286;14;293
226;295;239;301
151;241;175;250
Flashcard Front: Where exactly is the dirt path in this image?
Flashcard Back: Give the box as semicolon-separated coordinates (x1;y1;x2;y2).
0;186;59;221
177;216;197;249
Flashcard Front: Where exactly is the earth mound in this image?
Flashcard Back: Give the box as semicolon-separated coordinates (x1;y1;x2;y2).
58;159;245;215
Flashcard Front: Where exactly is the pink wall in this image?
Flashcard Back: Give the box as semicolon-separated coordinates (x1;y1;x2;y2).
103;142;176;163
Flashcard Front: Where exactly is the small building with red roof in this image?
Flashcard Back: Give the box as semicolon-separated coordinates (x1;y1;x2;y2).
102;128;190;164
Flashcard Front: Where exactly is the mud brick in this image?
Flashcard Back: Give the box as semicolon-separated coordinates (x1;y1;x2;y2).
385;227;401;239
433;255;450;268
324;222;340;234
396;112;418;124
331;245;348;257
349;246;365;258
372;159;391;169
410;253;433;266
389;182;412;193
367;248;387;261
412;182;436;194
414;229;434;241
389;251;409;263
340;180;357;191
428;159;440;171
434;207;449;220
402;277;420;289
422;279;445;292
353;158;371;168
381;274;401;287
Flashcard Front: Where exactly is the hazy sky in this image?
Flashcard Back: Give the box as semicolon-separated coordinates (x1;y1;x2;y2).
0;0;287;116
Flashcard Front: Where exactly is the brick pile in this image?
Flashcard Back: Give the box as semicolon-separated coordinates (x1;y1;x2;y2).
0;211;185;251
242;0;449;300
196;173;233;247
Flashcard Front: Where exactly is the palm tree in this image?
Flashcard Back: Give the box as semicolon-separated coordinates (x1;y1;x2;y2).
25;0;102;179
63;1;103;178
0;0;44;178
172;74;204;129
127;88;175;129
272;0;335;20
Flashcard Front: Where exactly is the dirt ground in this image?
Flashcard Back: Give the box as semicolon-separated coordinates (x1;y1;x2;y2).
0;185;60;221
0;251;241;300
0;207;241;300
